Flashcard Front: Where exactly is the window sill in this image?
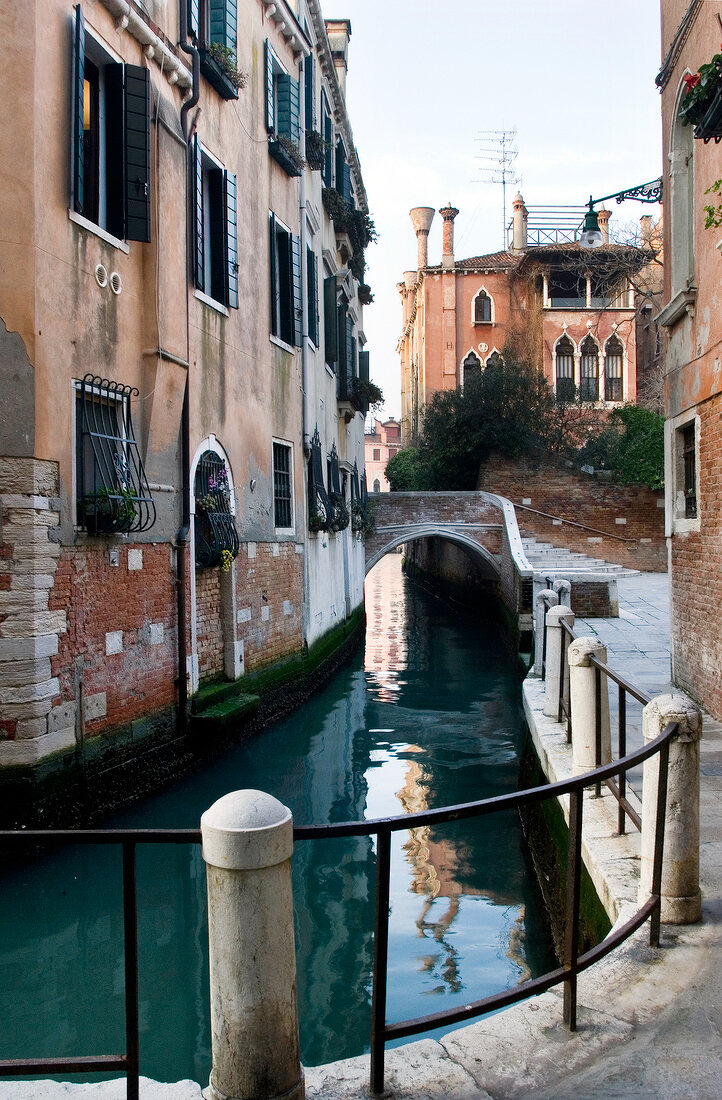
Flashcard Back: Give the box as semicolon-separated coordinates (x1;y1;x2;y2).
270;334;296;354
194;289;229;316
472;320;492;325
658;288;697;329
199;47;239;101
68;210;130;254
268;138;303;178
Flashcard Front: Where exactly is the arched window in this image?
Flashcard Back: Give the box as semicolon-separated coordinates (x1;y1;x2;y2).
373;478;381;493
604;335;624;402
194;449;239;568
580;336;599;401
474;289;492;323
486;350;503;369
462;350;481;387
555;335;575;402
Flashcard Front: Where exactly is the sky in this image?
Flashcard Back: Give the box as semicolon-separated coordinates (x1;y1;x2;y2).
334;0;664;419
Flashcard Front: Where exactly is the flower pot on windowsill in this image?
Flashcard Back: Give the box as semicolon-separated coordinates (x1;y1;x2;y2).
305;130;325;171
199;46;240;100
268;137;303;177
695;85;722;143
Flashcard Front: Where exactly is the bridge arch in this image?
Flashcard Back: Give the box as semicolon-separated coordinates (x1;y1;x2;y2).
365;524;500;576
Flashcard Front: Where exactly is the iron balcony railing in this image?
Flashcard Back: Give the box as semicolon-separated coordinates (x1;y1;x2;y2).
0;670;675;1097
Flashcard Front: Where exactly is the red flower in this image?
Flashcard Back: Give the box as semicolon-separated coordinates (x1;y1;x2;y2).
683;72;701;91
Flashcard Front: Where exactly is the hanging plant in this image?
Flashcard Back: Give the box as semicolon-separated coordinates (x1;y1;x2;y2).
206;42;248;89
680;51;722;140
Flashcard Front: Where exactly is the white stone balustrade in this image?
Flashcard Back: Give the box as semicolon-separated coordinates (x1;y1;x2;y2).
543;604;574;718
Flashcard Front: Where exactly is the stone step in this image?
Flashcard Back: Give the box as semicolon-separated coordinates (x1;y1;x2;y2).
521;538;639;578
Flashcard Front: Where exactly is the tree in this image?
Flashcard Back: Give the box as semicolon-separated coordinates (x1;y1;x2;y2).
579;404;664;490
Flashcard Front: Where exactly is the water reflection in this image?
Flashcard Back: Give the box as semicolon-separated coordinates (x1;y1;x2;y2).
0;554;555;1081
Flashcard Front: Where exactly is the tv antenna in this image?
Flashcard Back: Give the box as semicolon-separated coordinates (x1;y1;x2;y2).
474;129;520;248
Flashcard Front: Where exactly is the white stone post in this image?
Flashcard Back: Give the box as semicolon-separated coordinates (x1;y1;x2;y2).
553;578;571;607
544;604;574;718
201;790;305;1100
639;694;702;924
534;589;558;676
568;637;611;773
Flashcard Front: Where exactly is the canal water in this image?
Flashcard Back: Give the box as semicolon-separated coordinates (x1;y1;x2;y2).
0;554;556;1084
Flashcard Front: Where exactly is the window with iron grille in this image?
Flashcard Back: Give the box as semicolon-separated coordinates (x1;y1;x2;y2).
579;336;599;402
682;424;697;519
555;335;575;402
75;375;155;535
194;450;239;568
273;441;293;529
604;335;624;402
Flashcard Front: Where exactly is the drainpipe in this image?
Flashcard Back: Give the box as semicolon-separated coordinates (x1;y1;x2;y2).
298;55;312;647
175;8;200;733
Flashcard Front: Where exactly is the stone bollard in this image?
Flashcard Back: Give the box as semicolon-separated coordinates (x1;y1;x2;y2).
568;637;611;773
201;790;305;1100
553;578;571;607
534;589;558;676
543;604;574;718
639;694;702;924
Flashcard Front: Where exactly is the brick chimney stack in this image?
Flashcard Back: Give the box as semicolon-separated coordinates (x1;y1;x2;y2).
409;207;435;270
439;203;459;270
597;207;611;245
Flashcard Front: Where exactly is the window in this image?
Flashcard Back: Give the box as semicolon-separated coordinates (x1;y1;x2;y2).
462;351;481;387
71;6;151;242
304;52;316;130
321;93;334;186
373;479;381;493
327;442;349;532
681;423;697;519
548;268;585;309
555;335;575;402
336;302;357;403
273;441;293;529
372;448;381;462
189;0;239;99
265;41;301;176
270;213;302;346
335;139;352;204
194;449;239;567
193;138;238;307
473;290;492;324
307;247;319;347
604;335;624;401
388;448;398;458
486;351;503;369
579;336;599;401
307;427;331;531
75;374;155;534
324;274;338;368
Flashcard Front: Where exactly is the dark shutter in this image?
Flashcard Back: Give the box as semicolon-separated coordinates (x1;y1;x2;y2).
193;135;204;291
335;139;345;194
346;315;354;381
264;40;275;132
337;302;347;388
304;54;315;130
322;103;333;186
359;350;369;384
224;171;238;308
208;167;225;301
104;64;125;240
124;65;151;242
291;233;303;347
342;162;352;204
307;248;318;346
276;74;300;148
269;212;278;335
208;0;235;49
188;0;199;39
324;276;337;367
223;0;237;51
72;4;85;214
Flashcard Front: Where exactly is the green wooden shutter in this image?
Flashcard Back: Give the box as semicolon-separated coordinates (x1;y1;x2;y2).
208;0;235;50
72;4;85;214
224;171;238;309
324;276;337;367
105;64;125;240
269;212;278;335
193;136;204;291
264;40;275;132
276;74;300;147
187;0;199;39
307;248;318;346
342;163;352;204
291;233;303;347
335;139;345;194
304;54;315;130
322;103;332;185
124;65;151;242
346;315;354;382
359;350;369;384
224;0;237;52
337;302;347;392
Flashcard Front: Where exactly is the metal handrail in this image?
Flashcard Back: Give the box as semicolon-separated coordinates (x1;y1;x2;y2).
513;501;638;543
0;707;674;1098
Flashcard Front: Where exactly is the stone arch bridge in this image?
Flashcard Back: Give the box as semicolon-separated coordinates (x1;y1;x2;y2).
365;491;534;637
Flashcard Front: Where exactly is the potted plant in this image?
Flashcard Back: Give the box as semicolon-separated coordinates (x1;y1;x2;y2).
199;42;247;100
305;129;325;171
269;135;304;177
81;487;137;534
680;52;722;141
329;491;350;533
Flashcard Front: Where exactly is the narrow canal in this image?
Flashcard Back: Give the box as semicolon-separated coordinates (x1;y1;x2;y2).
0;553;556;1084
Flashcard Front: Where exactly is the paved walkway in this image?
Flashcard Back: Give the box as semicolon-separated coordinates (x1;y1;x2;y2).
2;573;721;1099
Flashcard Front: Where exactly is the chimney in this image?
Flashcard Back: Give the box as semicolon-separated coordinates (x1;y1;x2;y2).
325;19;351;99
511;192;528;252
409;207;435;269
439;203;459;270
597;207;611;245
640;214;652;246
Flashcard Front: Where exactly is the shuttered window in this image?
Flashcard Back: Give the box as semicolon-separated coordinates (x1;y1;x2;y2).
324;275;338;368
270;213;302;347
265;40;301;174
71;5;151;242
322;94;333;186
192;137;238;308
307;248;319;347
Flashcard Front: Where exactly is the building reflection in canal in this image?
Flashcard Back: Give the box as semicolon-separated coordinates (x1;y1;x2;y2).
0;552;555;1081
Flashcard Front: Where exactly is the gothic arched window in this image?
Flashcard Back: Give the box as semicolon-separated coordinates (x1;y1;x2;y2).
604;335;624;402
580;335;599;402
555;335;575;402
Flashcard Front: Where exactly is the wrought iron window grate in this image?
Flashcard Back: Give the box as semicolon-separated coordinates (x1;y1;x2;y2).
273;442;293;529
194;450;239;568
307;427;331;532
76;374;156;535
327;442;349;532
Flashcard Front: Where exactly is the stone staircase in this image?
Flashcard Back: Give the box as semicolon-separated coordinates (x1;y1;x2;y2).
521;537;640;579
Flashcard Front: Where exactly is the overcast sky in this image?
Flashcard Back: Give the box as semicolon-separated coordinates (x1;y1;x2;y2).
334;0;663;418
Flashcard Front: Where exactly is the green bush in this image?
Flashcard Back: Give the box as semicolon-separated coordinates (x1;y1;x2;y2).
385;448;431;491
580;405;664;489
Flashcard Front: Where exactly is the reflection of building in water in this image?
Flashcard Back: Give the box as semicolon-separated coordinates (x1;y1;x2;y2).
395;750;531;989
365;556;409;701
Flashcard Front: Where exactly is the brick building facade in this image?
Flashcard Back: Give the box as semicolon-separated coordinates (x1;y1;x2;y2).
364;417;401;492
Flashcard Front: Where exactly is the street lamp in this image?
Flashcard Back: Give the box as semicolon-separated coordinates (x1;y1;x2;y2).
579;178;663;248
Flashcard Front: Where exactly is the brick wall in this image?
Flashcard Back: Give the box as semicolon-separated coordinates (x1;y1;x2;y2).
477;454;666;571
195;566;224;683
234;541;304;671
671;395;722;719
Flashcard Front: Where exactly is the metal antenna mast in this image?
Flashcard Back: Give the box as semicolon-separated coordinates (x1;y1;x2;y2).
474;129;519;248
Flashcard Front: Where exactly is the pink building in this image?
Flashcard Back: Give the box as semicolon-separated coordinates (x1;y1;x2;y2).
365;417;401;492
